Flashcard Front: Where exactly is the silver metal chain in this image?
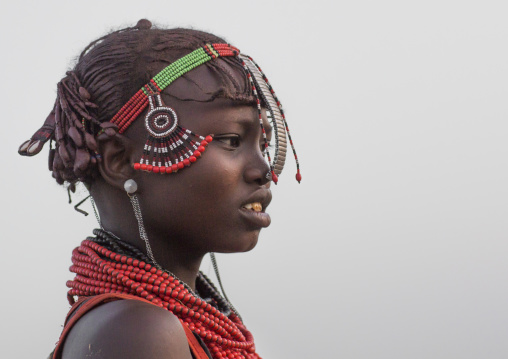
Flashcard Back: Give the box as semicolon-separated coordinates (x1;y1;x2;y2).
128;193;158;266
210;252;242;320
89;195;103;229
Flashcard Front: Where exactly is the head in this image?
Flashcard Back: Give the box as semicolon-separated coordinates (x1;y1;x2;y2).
19;20;299;260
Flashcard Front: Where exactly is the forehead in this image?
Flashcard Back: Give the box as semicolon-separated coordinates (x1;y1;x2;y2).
159;60;270;133
162;58;252;103
162;95;271;136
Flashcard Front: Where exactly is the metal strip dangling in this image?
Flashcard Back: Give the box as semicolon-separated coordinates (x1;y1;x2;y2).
240;55;288;177
240;55;301;183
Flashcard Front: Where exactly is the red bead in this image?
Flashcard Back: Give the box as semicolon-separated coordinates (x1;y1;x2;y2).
171;164;178;172
183;159;190;166
133;163;141;170
205;135;213;142
200;140;208;146
153;166;160;173
147;165;153;172
177;162;184;169
140;164;147;171
159;166;166;174
189;156;197;163
271;171;278;184
193;150;201;157
197;146;205;152
296;172;302;183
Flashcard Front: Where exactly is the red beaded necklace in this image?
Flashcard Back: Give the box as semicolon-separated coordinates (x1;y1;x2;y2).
67;235;262;359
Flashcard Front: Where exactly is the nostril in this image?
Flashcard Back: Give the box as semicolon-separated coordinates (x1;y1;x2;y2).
244;165;271;185
243;148;272;185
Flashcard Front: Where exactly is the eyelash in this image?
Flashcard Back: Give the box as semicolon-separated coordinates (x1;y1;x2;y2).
215;134;241;148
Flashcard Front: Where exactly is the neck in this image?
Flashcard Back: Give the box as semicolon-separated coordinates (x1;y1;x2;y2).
102;223;205;292
91;190;203;292
149;238;204;292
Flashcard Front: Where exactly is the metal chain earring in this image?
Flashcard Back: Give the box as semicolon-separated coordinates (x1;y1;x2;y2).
89;195;103;229
124;179;159;266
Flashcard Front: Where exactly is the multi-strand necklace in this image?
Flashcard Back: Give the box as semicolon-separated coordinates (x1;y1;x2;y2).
66;229;261;359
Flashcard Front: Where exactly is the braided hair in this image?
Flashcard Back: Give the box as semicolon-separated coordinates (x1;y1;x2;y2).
18;19;255;187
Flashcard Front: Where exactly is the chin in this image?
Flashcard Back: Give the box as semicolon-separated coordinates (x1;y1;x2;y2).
219;230;260;253
242;234;259;252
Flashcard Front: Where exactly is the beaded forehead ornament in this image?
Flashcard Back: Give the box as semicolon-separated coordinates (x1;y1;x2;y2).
110;43;301;183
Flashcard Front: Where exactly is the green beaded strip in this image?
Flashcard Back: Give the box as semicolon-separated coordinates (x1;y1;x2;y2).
153;48;212;90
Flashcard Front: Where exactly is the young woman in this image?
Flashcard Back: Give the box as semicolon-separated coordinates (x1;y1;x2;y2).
19;20;300;359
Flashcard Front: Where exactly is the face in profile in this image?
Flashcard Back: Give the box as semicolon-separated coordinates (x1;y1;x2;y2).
121;60;274;256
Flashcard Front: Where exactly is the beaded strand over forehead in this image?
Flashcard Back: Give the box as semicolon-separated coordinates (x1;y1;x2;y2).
245;56;301;183
110;43;301;183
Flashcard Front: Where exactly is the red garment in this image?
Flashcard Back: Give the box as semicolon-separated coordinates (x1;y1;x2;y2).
51;293;210;359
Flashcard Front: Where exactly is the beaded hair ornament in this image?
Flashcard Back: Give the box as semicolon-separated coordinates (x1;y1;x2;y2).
109;43;300;183
19;43;301;183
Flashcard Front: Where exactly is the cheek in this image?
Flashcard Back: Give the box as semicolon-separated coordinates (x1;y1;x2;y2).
185;147;241;201
138;147;244;238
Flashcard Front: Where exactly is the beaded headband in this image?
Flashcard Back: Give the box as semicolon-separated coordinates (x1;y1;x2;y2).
110;43;301;183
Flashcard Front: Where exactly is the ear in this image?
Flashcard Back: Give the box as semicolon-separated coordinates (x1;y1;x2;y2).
96;133;137;190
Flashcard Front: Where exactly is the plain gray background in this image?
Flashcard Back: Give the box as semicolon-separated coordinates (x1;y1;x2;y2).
2;0;507;358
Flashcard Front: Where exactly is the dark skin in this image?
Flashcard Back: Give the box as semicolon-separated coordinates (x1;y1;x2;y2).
62;63;273;358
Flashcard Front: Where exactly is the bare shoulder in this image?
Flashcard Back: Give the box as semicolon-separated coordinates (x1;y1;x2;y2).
61;299;193;359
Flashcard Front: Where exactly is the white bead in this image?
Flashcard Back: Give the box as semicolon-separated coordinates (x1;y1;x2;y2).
124;179;138;194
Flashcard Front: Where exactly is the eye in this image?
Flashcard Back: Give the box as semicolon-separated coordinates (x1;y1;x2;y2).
215;134;241;148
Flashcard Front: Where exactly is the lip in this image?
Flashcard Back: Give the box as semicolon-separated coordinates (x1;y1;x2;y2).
239;208;271;228
239;189;272;228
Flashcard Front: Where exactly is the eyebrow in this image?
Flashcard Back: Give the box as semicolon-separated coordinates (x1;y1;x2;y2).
228;116;273;132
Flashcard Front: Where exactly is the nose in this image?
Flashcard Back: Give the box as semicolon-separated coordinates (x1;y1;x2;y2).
243;151;271;186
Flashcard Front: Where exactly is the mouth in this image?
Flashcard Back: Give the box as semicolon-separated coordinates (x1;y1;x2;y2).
239;192;272;228
241;202;264;212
